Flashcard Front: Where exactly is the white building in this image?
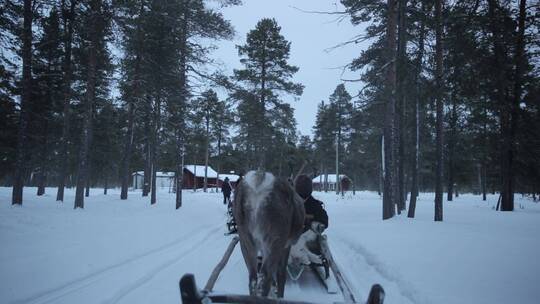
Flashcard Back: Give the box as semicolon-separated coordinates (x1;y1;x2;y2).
132;171;175;190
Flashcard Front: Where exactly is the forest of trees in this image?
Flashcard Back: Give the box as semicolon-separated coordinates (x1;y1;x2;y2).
1;0;539;219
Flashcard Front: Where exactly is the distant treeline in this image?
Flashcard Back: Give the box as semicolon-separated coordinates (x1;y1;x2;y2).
0;0;538;214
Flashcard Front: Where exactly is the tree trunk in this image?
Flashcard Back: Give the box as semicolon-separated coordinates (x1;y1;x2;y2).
193;163;197;191
204;115;210;192
120;97;135;199
335;133;339;195
487;0;513;211
482;163;487;201
175;0;188;208
37;122;49;196
85;171;90;197
507;0;526;210
85;112;94;199
37;52;54;197
378;159;382;196
408;3;425;218
176;139;184;209
215;127;222;194
259;39;268;170
447;99;457;201
57;0;76;202
12;0;33;205
150;156;157;204
120;1;144;200
434;0;444;221
142;99;151;197
150;93;161;205
396;0;408;212
383;0;398;220
74;0;100;209
104;173;108;195
324;169;328;192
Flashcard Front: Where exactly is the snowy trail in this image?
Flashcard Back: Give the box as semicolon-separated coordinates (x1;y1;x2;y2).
330;235;421;304
10;224;223;304
102;225;223;304
3;188;540;304
0;190;434;304
133;229;345;304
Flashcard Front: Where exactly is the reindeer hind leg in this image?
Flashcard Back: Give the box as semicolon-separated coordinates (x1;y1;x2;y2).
239;236;258;296
276;246;290;298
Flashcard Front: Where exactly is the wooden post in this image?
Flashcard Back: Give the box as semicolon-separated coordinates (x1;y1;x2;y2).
204;236;239;292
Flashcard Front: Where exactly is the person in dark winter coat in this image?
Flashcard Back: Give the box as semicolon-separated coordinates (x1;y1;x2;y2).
222;177;232;205
295;175;328;232
288;174;328;268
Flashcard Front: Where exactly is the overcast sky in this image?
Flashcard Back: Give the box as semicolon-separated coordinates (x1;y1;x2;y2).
209;0;368;137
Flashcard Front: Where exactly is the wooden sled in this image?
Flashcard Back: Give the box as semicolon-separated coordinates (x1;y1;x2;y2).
178;235;385;304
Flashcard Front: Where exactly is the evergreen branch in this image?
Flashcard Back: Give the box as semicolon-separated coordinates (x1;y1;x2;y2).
289;6;347;15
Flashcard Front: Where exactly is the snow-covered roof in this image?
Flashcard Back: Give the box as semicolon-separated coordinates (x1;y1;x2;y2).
184;165;218;178
157;171;175;177
219;174;239;182
133;166;218;178
312;174;349;183
132;171;175;178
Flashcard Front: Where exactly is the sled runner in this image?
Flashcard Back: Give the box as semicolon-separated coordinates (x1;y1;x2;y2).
178;235;385;304
179;274;384;304
287;231;337;294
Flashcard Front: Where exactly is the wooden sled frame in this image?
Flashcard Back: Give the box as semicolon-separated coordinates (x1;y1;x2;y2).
179;274;384;304
178;235;385;304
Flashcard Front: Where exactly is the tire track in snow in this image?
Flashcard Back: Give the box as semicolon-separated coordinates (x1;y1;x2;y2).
332;235;428;304
104;225;223;304
10;224;221;304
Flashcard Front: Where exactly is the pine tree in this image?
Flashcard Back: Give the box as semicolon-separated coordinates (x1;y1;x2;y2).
11;0;33;205
73;0;112;208
408;0;428;218
396;0;408;212
193;89;219;192
234;18;303;170
383;0;398;220
0;2;18;183
56;0;78;202
33;9;64;196
313;101;335;192
116;0;146;200
212;96;233;187
328;84;353;194
434;0;444;221
171;0;234;206
118;0;234;205
1;1;20;184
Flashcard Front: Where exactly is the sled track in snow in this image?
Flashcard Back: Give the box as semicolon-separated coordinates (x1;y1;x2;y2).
10;224;223;304
333;236;426;304
103;225;223;304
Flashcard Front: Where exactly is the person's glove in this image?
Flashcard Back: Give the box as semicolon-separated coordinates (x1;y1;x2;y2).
311;221;325;234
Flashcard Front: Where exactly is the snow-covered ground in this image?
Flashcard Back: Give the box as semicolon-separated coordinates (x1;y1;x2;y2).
1;187;539;304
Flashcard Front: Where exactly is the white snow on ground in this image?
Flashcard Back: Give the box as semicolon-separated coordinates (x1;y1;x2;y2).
1;187;539;304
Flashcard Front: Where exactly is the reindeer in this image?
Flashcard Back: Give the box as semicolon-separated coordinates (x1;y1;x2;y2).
233;170;305;298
